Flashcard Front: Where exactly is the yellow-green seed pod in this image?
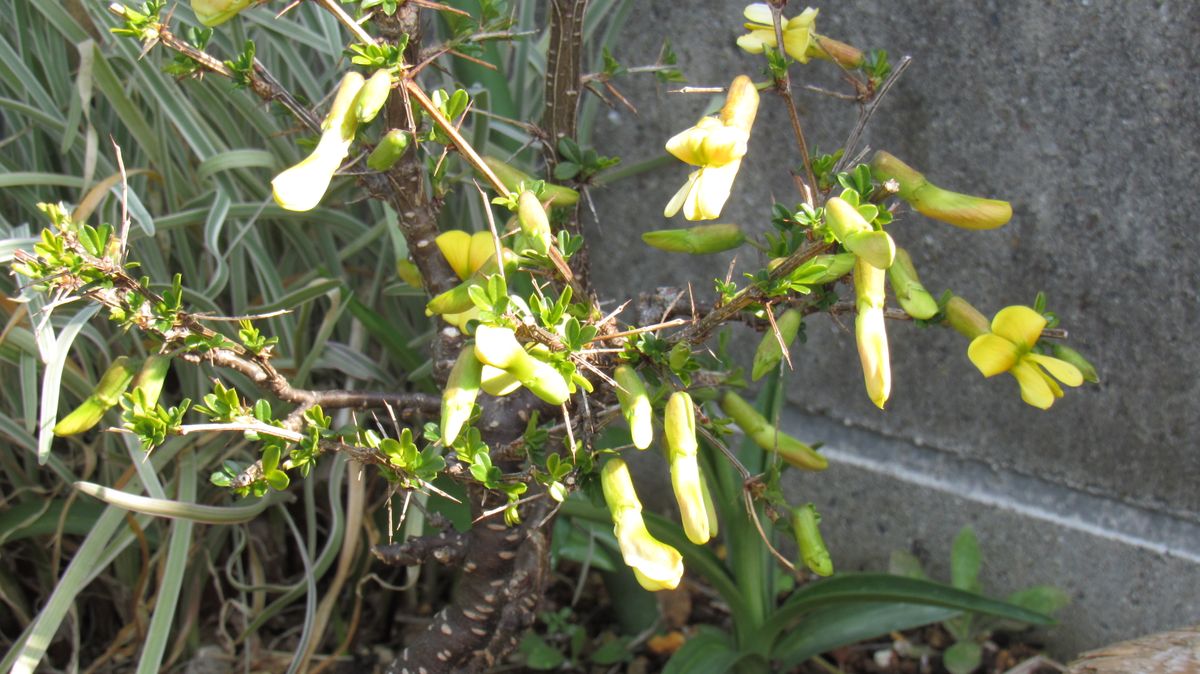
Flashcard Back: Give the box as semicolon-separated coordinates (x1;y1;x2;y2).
944;295;990;340
871;151;1012;230
613;365;653;450
517;191;553;255
473;325;569;405
752;309;803;381
719;391;827;470
354;69;392;124
887;248;938;320
642;223;745;255
367;130;411;171
131;355;171;408
482;156;580;207
792;503;833;576
54;356;138;436
191;0;253;27
441;346;483;445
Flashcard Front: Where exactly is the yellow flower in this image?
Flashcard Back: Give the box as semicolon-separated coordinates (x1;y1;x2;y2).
967;306;1083;409
601;459;685;591
664;76;759;221
664;392;717;545
854;258;891;409
736;4;819;63
272;72;365;212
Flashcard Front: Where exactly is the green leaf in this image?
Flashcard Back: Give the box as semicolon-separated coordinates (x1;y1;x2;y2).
590;636;631;665
662;627;747;674
519;633;565;670
265;469;291;491
761;574;1054;652
888;550;929;580
951;526;982;593
1006;585;1069;616
943;641;983;674
774;602;958;668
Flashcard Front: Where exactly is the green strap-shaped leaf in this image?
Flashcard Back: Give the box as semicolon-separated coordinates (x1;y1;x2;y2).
773;602;958;668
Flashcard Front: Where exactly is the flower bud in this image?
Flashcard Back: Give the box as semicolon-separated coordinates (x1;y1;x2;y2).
613;365;653;450
642;224;745;255
601;458;684;592
425;250;518;316
131;355;171;409
354;69;392;124
720;75;760;134
480;365;521;396
719;391;827;471
191;0;253;27
944;295;990;339
54;356;138;436
482;156;579;207
271;72;365;212
367;129;411;171
792;503;833;577
809;34;864;69
395;259;422;288
752;308;802;381
664;392;713;545
517;191;553;255
440;346;482;445
473;325;570;405
871;151;1012;230
854;258;891;409
825;197;894;269
887;248;938;320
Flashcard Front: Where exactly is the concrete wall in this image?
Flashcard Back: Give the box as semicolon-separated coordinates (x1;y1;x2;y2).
588;1;1200;657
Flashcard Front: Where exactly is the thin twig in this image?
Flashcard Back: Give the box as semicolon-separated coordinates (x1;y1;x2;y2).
769;3;816;205
833;55;913;175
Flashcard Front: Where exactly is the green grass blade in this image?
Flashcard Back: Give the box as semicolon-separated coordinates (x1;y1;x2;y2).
36;304;100;464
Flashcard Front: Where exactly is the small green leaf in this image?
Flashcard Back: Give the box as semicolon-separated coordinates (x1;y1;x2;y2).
265;469;290;491
943;641;982;674
951;526;982;593
519;633;565;670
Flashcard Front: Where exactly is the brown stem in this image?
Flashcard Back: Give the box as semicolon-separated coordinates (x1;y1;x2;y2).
373;530;467;567
769;3;817;205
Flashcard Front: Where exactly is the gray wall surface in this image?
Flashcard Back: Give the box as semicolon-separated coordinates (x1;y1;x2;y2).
587;0;1200;658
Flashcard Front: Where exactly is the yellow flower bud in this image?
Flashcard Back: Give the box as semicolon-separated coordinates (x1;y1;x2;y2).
613;365;653;450
517;191;553;255
54;356;138;436
854;258;891;409
354;69;392;124
825;197;895;269
664;392;713;545
271;72;365;212
473;325;569;405
600;458;684;592
440;346;482;446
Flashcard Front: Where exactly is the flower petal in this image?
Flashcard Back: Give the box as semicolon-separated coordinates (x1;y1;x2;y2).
664;171;700;218
615;510;684;591
967;334;1019;377
743;3;773;25
738;29;778;53
690;162;741;221
1026;353;1084;387
665;124;709;165
856;306;891;408
782;27;813;63
991;305;1046;349
1010;361;1055;409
